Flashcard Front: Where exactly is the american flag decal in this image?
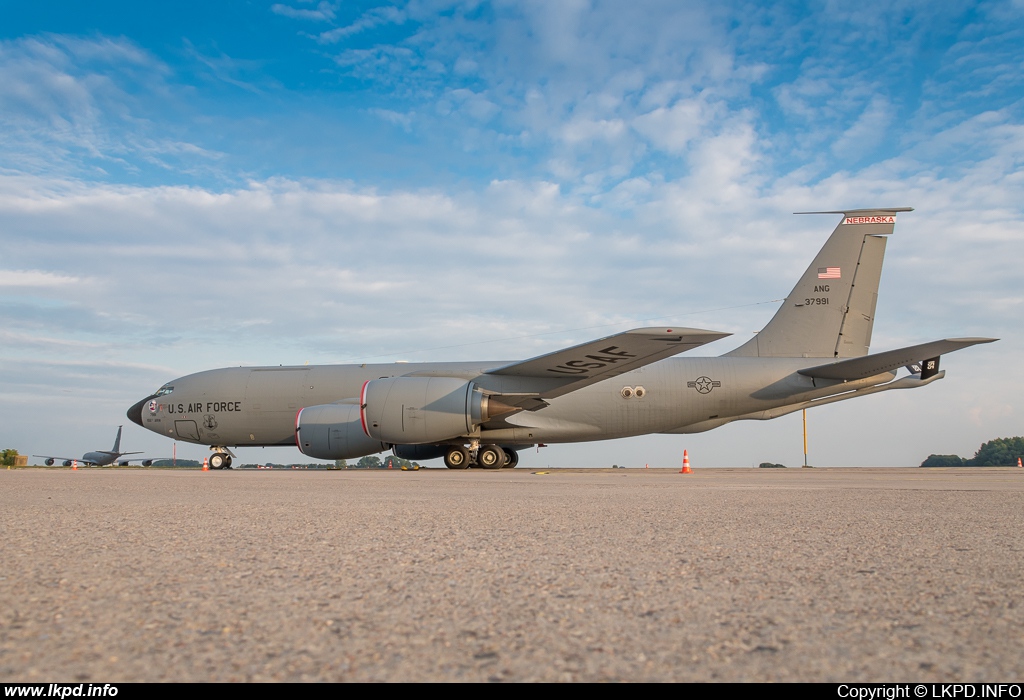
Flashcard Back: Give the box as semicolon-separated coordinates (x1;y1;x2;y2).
817;267;841;279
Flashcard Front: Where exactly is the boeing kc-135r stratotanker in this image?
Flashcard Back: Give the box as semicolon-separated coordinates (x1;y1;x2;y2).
128;209;996;469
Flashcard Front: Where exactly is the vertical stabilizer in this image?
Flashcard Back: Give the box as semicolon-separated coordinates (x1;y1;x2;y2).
112;425;123;453
726;208;912;359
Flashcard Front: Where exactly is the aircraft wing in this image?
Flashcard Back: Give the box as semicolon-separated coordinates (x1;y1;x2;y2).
32;455;99;466
487;327;730;399
798;338;997;381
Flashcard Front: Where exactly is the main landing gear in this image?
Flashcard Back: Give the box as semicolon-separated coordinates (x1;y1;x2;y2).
443;445;470;469
443;445;519;470
208;447;234;470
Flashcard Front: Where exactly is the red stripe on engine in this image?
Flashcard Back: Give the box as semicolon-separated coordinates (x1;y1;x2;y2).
359;380;370;436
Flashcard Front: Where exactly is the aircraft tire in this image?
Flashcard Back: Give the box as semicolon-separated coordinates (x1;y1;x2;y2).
501;448;519;469
444;446;470;469
223;455;233;469
209;453;226;470
478;445;503;469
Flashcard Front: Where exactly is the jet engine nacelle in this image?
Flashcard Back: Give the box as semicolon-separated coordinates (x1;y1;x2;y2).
296;402;389;460
361;376;516;445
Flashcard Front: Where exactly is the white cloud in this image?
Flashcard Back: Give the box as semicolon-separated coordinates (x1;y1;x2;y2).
368;108;415;132
0;269;83;287
316;6;406;44
271;2;339;22
0;35;220;178
446;88;500;123
632;97;720;154
831;96;892;161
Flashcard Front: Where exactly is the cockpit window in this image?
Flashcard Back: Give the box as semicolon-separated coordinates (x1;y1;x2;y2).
155;385;174;396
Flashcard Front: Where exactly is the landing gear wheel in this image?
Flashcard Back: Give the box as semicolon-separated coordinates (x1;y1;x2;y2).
501;448;519;469
209;453;226;470
223;455;233;469
444;446;470;470
478;445;504;470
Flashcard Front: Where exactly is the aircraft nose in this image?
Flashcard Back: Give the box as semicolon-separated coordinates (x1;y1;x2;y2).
127;395;155;427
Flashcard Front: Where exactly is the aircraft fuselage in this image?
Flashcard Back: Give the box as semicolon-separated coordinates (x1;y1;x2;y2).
128;356;889;449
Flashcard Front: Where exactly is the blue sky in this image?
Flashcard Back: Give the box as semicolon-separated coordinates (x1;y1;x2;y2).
1;0;1022;467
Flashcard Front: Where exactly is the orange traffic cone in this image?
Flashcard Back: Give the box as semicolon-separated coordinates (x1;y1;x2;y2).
1018;457;1022;468
202;457;209;471
680;450;692;474
72;459;78;471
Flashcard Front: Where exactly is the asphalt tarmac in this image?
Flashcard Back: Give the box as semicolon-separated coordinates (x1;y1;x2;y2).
1;467;1022;682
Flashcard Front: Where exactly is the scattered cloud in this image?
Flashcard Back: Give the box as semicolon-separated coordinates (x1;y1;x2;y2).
271;2;339;22
0;35;221;180
368;107;415;132
831;96;893;161
632;96;721;154
0;270;84;287
315;5;406;44
183;39;280;94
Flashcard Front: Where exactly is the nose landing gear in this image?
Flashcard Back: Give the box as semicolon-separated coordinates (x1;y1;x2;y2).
207;447;235;470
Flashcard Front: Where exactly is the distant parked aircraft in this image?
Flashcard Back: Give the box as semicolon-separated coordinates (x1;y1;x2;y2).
34;426;155;466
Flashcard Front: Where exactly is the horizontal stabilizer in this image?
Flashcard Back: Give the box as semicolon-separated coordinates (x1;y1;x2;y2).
489;327;729;398
793;207;914;216
798;338;997;381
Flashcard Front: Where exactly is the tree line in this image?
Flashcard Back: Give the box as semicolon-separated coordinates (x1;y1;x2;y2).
921;437;1024;467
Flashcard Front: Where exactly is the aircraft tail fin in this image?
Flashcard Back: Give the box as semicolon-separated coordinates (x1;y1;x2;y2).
726;208;912;359
112;425;122;453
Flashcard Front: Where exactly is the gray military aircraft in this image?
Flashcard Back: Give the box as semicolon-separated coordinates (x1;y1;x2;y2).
34;425;156;467
128;208;996;470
